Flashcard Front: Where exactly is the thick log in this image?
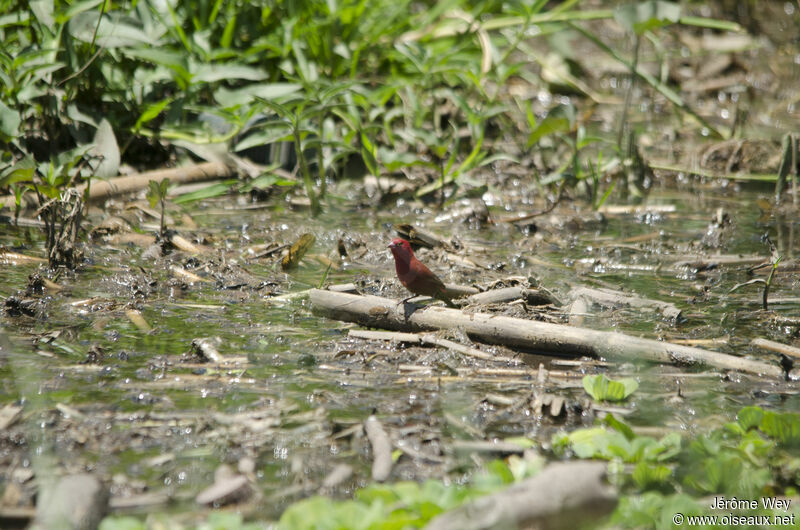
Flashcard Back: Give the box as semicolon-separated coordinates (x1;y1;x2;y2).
310;289;783;377
424;461;616;530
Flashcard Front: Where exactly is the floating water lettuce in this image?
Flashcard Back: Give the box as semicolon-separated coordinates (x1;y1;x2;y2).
582;374;639;402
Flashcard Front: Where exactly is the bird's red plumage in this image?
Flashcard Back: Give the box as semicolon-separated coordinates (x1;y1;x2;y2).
388;238;451;302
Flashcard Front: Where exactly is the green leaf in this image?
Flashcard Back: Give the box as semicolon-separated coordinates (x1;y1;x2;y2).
485;459;515;485
242;173;297;192
632;461;671;488
566;426;620;459
278;496;335;530
614;1;681;35
146;179;168;208
360;132;379;176
527;103;576;146
603;413;636;440
122;48;191;85
56;0;104;23
759;410;800;447
134;98;173;130
0;100;20;141
281;233;315;271
503;436;536;449
378;148;425;172
173;180;237;204
506;453;543;482
233;124;293;152
68;12;158;48
90;118;120;178
220;14;236;48
583;374;638;402
737;406;764;431
214;83;303;107
192;64;267;84
98;515;147;530
0;156;35;187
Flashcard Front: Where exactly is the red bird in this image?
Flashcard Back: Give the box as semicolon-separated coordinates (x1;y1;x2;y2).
388;238;456;307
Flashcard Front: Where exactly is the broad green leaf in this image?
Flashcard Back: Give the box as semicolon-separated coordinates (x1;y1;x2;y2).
122;48;191;85
90;119;120;178
0;156;35;187
67;104;98;127
582;374;638;402
566;426;618;459
632;461;671;488
485;459;515;485
759;410;800;447
54;144;94;171
737;406;764;431
69;12;157;48
0;100;20;141
56;0;105;24
278;496;335;530
29;0;54;27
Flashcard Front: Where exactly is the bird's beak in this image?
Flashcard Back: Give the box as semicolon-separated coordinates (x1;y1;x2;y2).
387;242;396;249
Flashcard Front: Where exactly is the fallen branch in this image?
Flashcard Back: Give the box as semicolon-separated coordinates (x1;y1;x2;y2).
348;329;520;364
751;338;800;361
1;161;232;210
571;286;682;321
310;290;783;377
467;286;559;306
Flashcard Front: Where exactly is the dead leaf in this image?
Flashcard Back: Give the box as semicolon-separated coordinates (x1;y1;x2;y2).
281;233;315;270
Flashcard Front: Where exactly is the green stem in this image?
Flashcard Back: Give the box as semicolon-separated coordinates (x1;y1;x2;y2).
318;113;326;198
763;257;782;310
617;34;640;153
294;129;321;216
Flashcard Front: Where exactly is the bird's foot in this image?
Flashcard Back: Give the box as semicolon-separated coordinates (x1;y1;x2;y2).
396;295;420;307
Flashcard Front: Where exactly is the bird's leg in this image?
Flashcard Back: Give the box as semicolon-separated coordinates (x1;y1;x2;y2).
397;295;420;307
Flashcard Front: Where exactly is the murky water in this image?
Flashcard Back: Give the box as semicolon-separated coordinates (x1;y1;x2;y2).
1;185;798;517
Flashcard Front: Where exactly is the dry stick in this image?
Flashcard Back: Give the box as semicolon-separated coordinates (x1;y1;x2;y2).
310;290;783;377
467;286;558;306
750;338;800;361
570;286;683;321
0;161;232;210
364;416;393;482
348;329;519;364
420;335;519;364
